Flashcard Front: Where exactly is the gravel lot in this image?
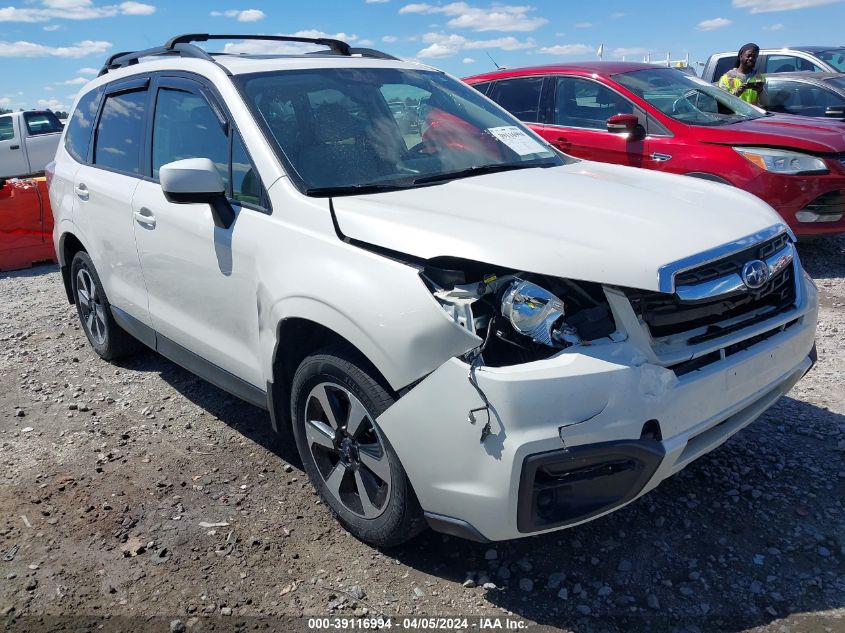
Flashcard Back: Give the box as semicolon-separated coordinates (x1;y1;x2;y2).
1;236;843;633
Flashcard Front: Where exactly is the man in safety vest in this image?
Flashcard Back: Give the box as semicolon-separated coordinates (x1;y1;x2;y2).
719;43;767;106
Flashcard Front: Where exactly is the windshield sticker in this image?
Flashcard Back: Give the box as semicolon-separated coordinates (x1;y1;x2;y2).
487;126;547;156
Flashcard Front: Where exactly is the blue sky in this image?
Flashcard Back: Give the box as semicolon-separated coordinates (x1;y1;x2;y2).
1;0;843;113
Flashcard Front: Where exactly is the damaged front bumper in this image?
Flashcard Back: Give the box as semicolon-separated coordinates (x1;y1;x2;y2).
375;277;818;542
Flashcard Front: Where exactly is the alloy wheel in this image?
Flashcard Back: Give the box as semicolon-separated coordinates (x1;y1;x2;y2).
76;268;106;346
304;382;392;519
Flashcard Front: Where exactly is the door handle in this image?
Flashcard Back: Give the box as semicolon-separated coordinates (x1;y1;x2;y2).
134;208;156;228
75;183;89;201
553;136;571;149
650;152;672;162
10;145;20;150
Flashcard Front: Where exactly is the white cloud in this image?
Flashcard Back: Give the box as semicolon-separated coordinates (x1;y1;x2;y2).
574;22;592;28
764;22;785;28
610;11;626;17
696;17;732;30
612;46;649;57
0;39;111;57
399;2;548;32
44;86;54;91
57;77;88;84
0;0;155;22
222;30;359;54
78;66;98;74
0;97;11;106
382;35;399;42
416;31;534;58
538;43;593;56
43;24;60;30
462;56;474;63
732;0;841;12
210;8;265;21
119;1;155;14
37;97;67;111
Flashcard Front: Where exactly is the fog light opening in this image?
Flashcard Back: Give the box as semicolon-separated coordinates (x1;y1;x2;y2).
640;419;662;442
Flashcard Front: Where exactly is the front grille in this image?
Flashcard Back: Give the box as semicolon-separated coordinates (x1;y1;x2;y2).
628;261;795;340
800;190;845;218
674;232;789;286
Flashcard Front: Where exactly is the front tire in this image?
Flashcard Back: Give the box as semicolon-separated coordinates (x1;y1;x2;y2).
291;347;424;547
70;251;139;360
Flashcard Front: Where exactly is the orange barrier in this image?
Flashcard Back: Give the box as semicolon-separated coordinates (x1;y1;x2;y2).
0;177;57;272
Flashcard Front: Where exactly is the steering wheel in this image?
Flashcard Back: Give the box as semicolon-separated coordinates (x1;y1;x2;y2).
672;92;697;115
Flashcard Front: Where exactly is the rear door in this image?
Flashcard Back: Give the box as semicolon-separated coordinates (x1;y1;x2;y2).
21;111;63;174
539;75;648;167
73;76;152;328
0;115;30;178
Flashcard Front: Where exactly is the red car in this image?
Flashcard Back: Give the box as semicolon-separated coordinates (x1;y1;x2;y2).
465;62;845;237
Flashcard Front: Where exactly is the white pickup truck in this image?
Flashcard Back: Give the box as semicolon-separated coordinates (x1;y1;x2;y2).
0;110;64;179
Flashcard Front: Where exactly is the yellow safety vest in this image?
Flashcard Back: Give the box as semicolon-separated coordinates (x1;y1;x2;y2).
719;72;765;105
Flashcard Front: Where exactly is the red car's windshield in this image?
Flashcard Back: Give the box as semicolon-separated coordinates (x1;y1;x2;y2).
614;68;765;126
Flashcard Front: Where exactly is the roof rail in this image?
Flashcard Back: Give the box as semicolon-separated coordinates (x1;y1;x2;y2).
98;33;399;77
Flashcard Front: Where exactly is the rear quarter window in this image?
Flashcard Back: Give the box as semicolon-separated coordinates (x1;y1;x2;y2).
65;88;102;163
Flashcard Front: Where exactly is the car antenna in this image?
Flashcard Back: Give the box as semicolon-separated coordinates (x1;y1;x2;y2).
486;52;502;70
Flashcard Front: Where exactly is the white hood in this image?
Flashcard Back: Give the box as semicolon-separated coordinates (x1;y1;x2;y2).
332;161;783;292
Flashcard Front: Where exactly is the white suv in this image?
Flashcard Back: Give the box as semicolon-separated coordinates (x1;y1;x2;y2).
48;34;818;546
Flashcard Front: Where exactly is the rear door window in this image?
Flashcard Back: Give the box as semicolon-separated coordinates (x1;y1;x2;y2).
23;111;63;136
711;56;736;83
93;88;148;175
487;77;545;122
65;88;102;163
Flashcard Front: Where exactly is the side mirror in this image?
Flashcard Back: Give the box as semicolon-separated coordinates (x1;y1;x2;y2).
825;106;845;119
160;158;235;229
606;113;645;141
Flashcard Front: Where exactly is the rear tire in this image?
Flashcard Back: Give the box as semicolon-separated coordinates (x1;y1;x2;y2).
70;251;140;360
291;346;425;547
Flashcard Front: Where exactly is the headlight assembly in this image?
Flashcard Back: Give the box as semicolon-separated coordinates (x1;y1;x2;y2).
501;279;571;347
734;147;828;175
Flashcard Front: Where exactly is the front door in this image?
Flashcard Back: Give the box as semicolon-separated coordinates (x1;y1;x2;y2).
538;75;648;168
131;77;266;387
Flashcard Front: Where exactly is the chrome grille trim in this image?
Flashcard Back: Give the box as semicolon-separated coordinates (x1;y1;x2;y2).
657;224;792;294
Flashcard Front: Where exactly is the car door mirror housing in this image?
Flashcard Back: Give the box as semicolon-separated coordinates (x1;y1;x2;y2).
160;158;235;229
606;114;645;141
825;106;845;119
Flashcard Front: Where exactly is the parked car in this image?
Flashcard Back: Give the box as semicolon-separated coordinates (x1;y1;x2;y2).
49;35;817;545
0;176;57;271
465;62;845;236
764;72;845;121
0;110;64;179
702;46;845;84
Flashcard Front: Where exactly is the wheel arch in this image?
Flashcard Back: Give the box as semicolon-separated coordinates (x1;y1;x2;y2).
58;230;87;304
684;172;733;186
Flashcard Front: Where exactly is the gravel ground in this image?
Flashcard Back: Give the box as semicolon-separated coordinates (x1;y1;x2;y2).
1;236;843;633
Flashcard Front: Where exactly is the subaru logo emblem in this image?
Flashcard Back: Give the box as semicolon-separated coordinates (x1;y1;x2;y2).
742;260;769;290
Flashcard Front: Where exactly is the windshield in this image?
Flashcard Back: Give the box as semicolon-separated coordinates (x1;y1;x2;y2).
613;68;765;126
815;48;845;72
236;67;561;195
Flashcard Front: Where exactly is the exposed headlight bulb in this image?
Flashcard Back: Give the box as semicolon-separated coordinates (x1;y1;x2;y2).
501;279;567;347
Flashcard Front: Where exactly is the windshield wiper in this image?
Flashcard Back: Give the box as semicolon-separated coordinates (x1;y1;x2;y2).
304;182;414;197
412;162;552;185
